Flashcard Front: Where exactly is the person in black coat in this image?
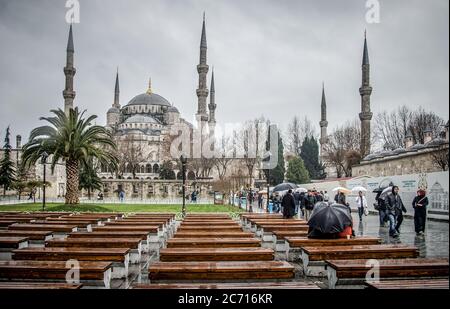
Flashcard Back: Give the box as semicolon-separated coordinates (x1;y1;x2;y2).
413;189;429;236
386;186;406;237
282;190;296;219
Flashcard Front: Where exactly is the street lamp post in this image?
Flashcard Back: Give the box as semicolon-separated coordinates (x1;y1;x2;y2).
263;151;272;212
41;152;49;211
180;155;188;218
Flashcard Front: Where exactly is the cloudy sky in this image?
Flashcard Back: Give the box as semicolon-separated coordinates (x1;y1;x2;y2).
0;0;448;144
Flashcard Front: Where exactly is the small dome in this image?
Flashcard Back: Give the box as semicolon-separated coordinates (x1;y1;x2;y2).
410;144;425;151
126;92;171;107
168;106;180;113
107;107;120;114
425;138;447;148
124;115;161;124
393;148;407;155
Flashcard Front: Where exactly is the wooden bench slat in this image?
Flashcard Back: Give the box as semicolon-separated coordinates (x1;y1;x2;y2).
68;232;147;240
13;247;130;262
133;282;319;289
159;247;274;262
8;224;77;232
304;245;420;261
167;238;261;248
46;237;143;249
286;237;381;247
366;279;449;289
0;282;83;289
149;261;295;280
174;232;254;238
0;230;53;241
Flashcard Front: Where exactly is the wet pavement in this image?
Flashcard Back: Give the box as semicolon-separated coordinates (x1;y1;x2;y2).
353;214;449;258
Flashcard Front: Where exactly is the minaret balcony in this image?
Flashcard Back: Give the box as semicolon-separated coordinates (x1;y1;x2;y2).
196;89;209;97
64;67;76;75
320;120;328;127
359;111;373;121
197;64;209;73
359;86;373;96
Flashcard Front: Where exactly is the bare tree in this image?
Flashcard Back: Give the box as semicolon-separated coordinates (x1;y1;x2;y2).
115;135;147;179
374;106;445;149
214;132;234;180
431;145;449;171
324;119;361;177
286;116;317;156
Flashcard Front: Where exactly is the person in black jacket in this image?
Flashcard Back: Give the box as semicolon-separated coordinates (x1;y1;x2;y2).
282;190;296;219
386;186;406;238
413;189;429;236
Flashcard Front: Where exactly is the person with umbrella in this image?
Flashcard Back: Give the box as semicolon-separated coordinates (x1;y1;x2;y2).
413;189;429;236
307;202;354;239
281;189;296;219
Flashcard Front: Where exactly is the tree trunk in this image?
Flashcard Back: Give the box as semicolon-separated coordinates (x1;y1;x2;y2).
88;188;91;200
65;159;80;205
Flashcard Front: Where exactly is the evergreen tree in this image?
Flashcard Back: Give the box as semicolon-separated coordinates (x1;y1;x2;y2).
263;127;285;186
286;157;310;184
0;127;16;196
159;161;176;180
79;159;103;200
300;136;326;180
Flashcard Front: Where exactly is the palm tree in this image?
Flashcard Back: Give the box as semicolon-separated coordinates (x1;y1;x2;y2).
21;108;118;205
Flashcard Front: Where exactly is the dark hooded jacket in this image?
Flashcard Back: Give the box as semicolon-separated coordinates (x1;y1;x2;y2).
386;188;406;216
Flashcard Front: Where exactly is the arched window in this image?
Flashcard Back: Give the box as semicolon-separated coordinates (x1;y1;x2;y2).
146;164;152;174
140;166;145;174
187;171;196;180
153;164;160;174
177;172;183;180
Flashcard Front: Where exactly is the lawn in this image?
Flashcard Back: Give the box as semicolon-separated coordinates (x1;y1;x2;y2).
0;203;243;214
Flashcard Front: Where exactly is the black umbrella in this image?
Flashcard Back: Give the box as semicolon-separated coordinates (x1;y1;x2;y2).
308;203;353;234
273;183;298;192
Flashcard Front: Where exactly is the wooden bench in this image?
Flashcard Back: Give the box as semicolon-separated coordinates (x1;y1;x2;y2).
13;247;130;279
32;220;93;232
326;258;449;289
68;231;156;252
0;220;19;228
181;221;238;226
365;279;449;290
174;232;255;239
0;230;53;242
301;245;420;277
159;247;274;262
0;237;29;260
8;224;78;234
0;260;112;288
46;237;143;263
46;217;101;225
92;225;162;245
0;282;83;289
0;217;34;223
166;238;261;248
285;237;382;261
133;282;320;289
177;226;243;232
149;261;295;281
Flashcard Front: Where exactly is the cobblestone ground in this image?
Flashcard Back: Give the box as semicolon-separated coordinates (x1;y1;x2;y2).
354;214;449;258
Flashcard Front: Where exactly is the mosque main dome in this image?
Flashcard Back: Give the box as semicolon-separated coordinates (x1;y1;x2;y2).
126;92;171;107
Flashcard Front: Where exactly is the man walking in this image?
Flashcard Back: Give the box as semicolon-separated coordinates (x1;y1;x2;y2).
282;189;296;219
386;186;406;238
355;191;368;221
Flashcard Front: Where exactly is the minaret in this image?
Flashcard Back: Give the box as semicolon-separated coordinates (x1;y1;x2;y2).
319;83;328;160
359;30;373;157
208;69;217;137
196;13;210;126
113;69;120;109
63;24;76;115
107;69;121;127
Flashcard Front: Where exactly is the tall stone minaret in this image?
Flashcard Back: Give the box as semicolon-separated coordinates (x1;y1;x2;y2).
196;13;210;129
63;25;76;115
359;31;373;157
319;83;328;161
113;69;120;109
208;69;217;138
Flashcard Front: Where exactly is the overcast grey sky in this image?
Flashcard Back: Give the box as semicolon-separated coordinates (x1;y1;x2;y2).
0;0;448;143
